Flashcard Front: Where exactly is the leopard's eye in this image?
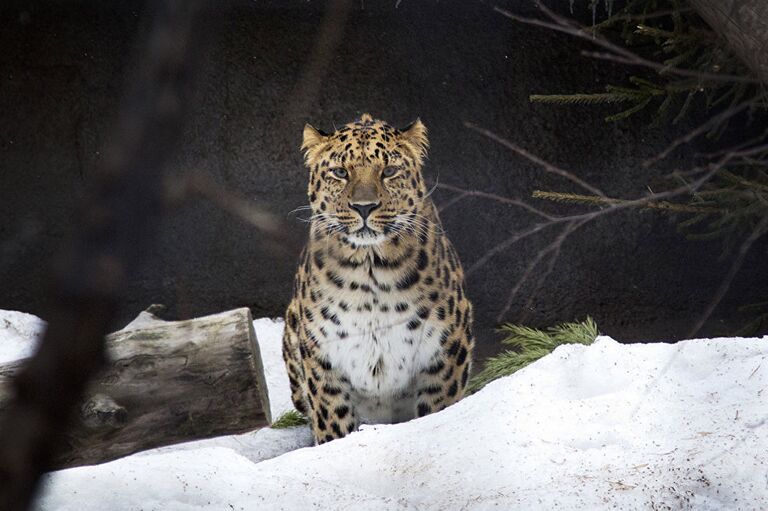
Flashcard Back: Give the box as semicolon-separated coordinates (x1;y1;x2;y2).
382;166;398;179
331;167;348;179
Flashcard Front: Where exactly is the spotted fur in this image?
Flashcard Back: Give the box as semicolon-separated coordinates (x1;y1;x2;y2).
282;113;474;444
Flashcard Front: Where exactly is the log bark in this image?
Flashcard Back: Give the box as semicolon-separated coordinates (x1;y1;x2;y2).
0;307;270;469
690;0;768;84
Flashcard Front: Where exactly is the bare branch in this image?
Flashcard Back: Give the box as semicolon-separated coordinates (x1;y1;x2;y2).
464;122;607;197
696;128;768;159
517;230;568;324
463;2;768;332
494;5;761;85
643;98;756;167
496;219;587;323
436;189;471;213
688;214;768;337
467;158;724;276
601;7;695;22
467;223;553;277
468;147;732;323
435;182;555;220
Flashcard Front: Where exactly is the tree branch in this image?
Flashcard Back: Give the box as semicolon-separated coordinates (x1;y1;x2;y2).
494;4;761;85
464;121;607;198
0;2;206;509
688;214;768;337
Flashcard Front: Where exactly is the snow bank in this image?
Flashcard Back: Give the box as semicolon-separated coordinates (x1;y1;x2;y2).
2;310;767;509
0;310;45;364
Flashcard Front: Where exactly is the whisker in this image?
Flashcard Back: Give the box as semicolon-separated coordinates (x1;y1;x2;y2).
424;175;439;199
287;204;313;217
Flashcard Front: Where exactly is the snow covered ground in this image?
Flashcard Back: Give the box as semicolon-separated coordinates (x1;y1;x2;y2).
1;310;767;510
0;310;45;364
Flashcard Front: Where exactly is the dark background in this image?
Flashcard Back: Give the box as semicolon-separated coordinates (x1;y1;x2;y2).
1;0;766;361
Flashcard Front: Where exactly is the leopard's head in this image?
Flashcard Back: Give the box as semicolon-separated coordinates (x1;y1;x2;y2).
301;113;430;246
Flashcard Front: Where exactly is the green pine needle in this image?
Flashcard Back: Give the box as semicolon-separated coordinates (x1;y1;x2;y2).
271;410;309;429
529;92;639;105
605;95;654;121
530;0;760;126
467;317;599;394
526;0;768;337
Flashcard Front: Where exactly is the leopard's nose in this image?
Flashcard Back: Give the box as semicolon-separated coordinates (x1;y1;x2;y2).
349;201;381;220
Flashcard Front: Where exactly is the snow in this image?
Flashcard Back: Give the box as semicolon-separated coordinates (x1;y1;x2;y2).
252;317;296;421
1;310;767;509
0;309;45;363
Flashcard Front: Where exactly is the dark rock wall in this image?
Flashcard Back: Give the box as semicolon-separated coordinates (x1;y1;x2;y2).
1;0;766;360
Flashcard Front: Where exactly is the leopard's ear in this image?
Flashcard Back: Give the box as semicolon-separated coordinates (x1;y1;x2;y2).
399;118;429;165
301;124;329;155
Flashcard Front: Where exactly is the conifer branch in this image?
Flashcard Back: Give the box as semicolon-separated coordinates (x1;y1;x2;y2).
532;190;722;213
495;4;761;84
467;317;598;393
461;1;768;335
271;410;310;429
529;92;640;105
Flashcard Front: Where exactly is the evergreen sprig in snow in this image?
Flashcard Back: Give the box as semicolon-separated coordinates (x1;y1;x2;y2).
468;318;598;393
271;410;309;429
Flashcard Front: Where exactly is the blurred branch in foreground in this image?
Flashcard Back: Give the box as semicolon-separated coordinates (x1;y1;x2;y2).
165;171;299;254
0;1;206;509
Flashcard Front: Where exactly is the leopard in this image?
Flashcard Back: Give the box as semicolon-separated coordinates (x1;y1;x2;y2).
281;113;474;444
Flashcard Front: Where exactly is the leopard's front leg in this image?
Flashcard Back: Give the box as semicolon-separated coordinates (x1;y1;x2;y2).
414;327;473;418
300;346;358;444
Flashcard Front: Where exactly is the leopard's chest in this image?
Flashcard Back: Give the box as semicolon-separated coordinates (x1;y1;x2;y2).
327;310;432;386
313;266;441;403
321;306;438;424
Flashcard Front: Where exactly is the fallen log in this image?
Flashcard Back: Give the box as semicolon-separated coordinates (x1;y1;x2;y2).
0;307;270;469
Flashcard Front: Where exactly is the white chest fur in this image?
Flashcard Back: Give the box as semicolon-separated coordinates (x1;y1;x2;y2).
316;281;441;423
